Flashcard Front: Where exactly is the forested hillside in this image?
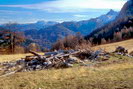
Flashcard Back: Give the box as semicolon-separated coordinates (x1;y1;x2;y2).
85;0;133;45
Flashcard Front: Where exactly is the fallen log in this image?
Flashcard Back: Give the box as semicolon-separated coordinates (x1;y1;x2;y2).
25;56;38;61
29;50;41;57
29;50;46;61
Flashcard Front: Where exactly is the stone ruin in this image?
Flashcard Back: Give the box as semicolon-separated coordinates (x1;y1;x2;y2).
0;49;110;76
0;46;132;77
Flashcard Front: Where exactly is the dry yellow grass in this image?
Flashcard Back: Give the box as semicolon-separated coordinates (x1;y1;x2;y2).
0;53;44;62
0;54;30;62
0;62;133;89
93;39;133;53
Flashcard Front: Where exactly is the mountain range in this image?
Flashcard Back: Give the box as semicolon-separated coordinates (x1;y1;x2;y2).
1;21;58;31
23;9;118;48
46;9;118;35
0;8;120;49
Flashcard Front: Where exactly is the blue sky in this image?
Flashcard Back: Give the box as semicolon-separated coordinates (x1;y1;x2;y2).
0;0;127;24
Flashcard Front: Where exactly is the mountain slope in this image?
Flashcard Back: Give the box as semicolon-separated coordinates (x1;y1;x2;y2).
61;9;118;35
25;24;74;48
85;0;133;44
118;0;133;19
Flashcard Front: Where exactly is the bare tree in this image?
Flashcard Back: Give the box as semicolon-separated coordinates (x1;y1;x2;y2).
0;23;25;53
101;38;107;44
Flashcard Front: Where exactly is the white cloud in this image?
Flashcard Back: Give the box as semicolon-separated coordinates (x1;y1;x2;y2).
74;14;88;18
0;0;126;13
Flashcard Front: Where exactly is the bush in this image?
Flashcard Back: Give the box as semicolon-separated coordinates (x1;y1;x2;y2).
52;33;91;50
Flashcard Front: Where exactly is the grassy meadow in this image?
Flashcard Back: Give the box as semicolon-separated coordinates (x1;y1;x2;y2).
0;39;133;89
93;39;133;53
0;60;133;89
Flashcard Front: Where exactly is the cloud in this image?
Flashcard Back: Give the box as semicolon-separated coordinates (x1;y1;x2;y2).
0;0;126;13
74;14;88;18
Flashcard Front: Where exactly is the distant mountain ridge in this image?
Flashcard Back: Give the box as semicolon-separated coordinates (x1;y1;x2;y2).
58;9;118;35
24;10;118;48
1;21;58;31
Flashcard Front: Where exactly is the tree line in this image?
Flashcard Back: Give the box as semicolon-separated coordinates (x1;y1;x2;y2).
0;24;41;54
85;17;133;45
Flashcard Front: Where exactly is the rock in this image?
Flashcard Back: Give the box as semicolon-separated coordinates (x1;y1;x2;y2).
16;59;25;65
63;62;73;68
36;65;42;70
45;52;58;56
43;61;52;67
115;46;128;54
67;56;79;64
76;50;92;60
28;59;39;66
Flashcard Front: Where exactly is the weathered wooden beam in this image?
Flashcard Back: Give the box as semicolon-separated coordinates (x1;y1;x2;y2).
29;50;41;57
29;50;47;61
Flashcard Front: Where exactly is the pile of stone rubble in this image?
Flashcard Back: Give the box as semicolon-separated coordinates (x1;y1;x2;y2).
0;46;132;76
114;46;133;57
0;49;110;75
114;46;128;55
0;50;80;73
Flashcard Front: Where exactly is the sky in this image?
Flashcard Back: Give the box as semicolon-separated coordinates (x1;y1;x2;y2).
0;0;127;24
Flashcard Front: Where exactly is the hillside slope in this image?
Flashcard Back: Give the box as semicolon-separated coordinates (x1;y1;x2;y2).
93;39;133;53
